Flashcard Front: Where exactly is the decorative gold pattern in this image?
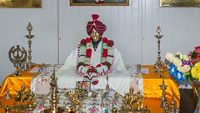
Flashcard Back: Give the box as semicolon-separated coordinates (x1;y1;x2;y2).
70;0;129;6
160;0;200;7
0;0;41;8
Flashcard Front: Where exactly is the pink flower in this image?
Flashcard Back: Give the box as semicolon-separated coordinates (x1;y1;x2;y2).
38;104;43;109
195;46;200;53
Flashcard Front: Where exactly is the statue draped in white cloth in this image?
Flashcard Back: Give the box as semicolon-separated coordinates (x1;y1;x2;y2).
56;14;135;94
31;14;139;95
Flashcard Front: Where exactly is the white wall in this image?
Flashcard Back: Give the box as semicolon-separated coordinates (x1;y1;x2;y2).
0;0;200;84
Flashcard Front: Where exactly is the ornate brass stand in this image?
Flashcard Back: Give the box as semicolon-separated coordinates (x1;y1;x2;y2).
160;78;179;113
154;26;167;77
25;22;35;67
160;78;168;108
41;70;63;113
106;74;110;91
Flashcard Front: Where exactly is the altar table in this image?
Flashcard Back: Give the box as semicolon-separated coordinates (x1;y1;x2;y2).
142;65;180;112
0;65;180;113
143;65;180;106
0;70;38;97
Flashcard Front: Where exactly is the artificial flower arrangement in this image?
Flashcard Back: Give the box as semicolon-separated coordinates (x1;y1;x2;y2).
188;46;200;81
165;52;192;84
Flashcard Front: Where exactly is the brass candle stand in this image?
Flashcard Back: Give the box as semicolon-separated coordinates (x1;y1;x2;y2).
160;78;168;108
25;22;35;66
106;74;110;91
160;78;179;113
154;26;167;77
40;70;66;113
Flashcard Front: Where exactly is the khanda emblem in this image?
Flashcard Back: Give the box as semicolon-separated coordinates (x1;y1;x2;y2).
8;45;27;69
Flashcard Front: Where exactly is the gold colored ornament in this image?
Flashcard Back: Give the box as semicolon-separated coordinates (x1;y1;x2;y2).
25;22;35;66
154;26;167;77
160;78;168;108
119;87;150;113
160;78;179;113
0;0;42;8
5;89;11;100
41;70;66;113
15;84;26;101
8;45;27;76
4;106;11;113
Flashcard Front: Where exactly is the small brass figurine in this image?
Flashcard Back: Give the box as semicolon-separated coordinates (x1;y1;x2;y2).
119;86;150;113
4;106;11;113
15;84;26;101
5;89;11;100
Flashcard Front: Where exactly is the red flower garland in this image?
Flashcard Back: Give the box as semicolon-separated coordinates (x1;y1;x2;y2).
76;37;114;80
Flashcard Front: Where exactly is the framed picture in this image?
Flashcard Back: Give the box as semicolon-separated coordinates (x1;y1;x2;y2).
160;0;200;7
70;0;129;6
76;81;91;91
0;0;42;8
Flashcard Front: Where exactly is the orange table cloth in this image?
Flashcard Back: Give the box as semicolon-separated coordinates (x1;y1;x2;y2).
143;65;180;112
0;71;38;97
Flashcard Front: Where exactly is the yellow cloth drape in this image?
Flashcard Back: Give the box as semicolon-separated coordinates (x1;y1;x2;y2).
0;71;38;97
143;65;180;113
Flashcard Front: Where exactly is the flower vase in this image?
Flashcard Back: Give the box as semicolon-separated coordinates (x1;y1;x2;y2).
193;80;200;113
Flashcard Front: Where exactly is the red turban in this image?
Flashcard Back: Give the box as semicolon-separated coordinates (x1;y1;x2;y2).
86;14;107;36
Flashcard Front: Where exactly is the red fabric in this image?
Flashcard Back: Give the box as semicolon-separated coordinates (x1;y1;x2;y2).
86;14;107;36
92;14;99;21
